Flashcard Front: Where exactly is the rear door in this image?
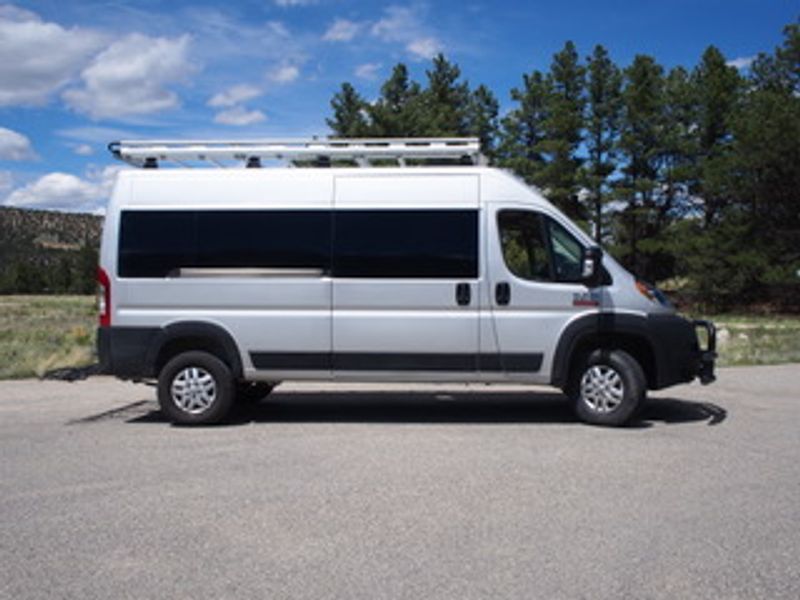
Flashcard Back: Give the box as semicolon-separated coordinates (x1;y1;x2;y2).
332;174;480;380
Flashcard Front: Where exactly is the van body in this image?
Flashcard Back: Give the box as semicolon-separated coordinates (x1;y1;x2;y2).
97;163;716;425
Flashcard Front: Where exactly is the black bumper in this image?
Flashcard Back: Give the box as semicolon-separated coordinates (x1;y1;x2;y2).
648;315;717;389
97;326;160;379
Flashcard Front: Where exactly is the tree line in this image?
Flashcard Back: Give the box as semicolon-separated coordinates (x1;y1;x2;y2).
327;19;800;312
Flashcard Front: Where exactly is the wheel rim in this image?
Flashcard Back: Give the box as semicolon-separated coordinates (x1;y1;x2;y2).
171;367;217;414
580;365;624;414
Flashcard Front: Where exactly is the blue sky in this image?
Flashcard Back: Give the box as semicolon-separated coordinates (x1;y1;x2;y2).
0;0;796;213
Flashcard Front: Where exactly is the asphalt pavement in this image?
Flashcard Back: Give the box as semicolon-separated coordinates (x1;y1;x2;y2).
1;365;798;599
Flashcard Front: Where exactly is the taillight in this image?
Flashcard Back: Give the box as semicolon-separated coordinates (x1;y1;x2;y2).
97;267;111;327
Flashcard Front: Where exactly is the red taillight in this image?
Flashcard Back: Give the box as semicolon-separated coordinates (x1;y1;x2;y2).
97;266;111;327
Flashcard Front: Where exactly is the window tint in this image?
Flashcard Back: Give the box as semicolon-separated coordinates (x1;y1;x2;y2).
497;211;551;281
545;218;583;282
118;210;331;278
497;210;585;283
334;210;478;278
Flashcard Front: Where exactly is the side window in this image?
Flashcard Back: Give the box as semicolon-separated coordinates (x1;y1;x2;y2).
497;210;551;281
497;210;584;283
118;210;331;278
333;210;478;278
545;218;583;283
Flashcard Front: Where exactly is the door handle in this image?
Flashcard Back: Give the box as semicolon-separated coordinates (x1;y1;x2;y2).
455;282;471;306
495;282;511;306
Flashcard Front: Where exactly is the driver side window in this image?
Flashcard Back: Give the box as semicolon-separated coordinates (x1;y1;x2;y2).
497;210;583;283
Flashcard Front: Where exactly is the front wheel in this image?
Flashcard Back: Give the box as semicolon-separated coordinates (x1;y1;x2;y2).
157;351;235;425
567;349;645;426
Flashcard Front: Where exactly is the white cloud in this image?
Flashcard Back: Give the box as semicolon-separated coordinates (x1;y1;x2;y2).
323;19;360;42
726;55;756;70
2;165;124;213
62;33;193;120
274;0;317;6
213;106;266;126
0;5;106;106
355;63;382;80
407;37;442;60
371;6;416;42
370;6;443;61
72;144;94;156
208;84;262;108
0;127;37;160
268;64;300;84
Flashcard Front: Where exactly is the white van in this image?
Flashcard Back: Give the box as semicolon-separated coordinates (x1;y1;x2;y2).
97;138;716;426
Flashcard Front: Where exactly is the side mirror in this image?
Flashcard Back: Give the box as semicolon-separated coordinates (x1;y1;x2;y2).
581;246;604;288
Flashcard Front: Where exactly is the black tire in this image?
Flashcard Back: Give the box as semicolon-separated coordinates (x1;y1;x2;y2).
157;351;235;425
235;381;276;404
567;349;646;426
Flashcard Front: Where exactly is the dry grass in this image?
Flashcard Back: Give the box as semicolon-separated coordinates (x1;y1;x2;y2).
0;295;96;379
707;315;800;367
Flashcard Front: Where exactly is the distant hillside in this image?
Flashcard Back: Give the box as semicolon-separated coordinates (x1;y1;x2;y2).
0;207;103;294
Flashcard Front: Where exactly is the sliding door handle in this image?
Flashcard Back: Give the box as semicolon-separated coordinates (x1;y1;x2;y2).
455;282;471;306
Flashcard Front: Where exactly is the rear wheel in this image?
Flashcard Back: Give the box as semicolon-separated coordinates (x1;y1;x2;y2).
568;349;645;426
158;351;234;425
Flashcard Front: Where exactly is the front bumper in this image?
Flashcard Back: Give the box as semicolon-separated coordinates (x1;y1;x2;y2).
693;319;717;385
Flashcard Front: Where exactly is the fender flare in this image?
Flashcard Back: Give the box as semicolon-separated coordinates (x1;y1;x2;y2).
145;321;244;379
550;313;656;388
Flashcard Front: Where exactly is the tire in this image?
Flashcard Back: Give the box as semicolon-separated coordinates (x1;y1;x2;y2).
567;349;646;426
157;351;235;425
236;381;276;404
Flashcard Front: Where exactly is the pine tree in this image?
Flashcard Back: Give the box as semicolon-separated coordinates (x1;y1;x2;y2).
466;84;499;158
369;64;422;137
537;41;586;220
692;46;743;225
616;54;665;277
419;54;470;136
583;44;622;242
326;83;371;137
497;70;551;185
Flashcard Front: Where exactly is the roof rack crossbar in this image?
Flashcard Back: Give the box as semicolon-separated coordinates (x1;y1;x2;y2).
108;137;484;168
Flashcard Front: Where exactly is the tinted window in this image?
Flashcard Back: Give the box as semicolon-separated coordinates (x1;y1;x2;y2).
334;210;478;278
545;218;583;282
497;210;585;283
118;210;331;278
497;210;551;281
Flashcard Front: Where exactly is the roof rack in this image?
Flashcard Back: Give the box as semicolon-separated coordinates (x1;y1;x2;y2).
108;137;484;168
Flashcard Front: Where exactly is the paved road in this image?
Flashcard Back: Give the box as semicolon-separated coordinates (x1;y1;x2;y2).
1;366;798;599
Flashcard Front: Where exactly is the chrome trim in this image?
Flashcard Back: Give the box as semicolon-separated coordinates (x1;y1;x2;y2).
177;267;325;278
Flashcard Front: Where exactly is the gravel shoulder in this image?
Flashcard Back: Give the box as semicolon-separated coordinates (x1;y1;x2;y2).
1;366;798;599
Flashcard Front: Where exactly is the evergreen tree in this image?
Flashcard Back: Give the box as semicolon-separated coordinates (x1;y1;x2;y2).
660;66;699;220
616;54;665;278
466;84;499;158
497;70;551;185
583;44;622;242
326;83;371;137
537;41;586;220
419;54;470;136
692;46;742;225
369;64;422;137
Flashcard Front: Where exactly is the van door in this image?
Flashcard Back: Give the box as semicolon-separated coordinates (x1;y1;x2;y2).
486;204;599;383
332;174;480;380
